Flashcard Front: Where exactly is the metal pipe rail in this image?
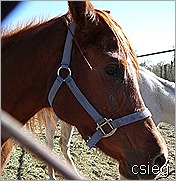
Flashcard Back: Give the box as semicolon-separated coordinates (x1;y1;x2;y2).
137;49;175;58
1;109;86;180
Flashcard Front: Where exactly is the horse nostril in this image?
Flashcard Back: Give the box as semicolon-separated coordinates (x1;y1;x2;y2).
154;154;167;168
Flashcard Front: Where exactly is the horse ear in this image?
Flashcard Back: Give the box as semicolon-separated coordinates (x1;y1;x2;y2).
68;1;98;30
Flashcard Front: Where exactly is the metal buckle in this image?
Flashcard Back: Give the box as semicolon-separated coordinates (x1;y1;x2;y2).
96;118;117;138
57;66;71;79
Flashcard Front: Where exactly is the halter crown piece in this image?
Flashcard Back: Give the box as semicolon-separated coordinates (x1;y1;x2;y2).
48;21;152;148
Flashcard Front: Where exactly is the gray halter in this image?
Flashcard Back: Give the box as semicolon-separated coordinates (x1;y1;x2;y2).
48;22;152;148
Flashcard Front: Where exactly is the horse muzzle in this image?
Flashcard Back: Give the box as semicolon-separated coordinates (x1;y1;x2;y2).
119;151;168;180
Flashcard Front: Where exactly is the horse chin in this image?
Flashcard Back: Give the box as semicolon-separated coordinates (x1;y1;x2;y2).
119;161;157;180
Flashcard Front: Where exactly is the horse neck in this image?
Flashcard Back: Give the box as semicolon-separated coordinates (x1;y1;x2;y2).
139;67;175;124
156;78;175;123
2;16;67;124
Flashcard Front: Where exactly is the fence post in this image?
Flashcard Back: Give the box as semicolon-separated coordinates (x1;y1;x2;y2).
164;64;167;79
160;66;163;78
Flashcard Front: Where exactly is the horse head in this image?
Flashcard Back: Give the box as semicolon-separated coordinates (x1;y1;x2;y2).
1;1;168;179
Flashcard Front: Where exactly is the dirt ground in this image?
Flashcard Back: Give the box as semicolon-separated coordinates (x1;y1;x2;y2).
1;122;175;180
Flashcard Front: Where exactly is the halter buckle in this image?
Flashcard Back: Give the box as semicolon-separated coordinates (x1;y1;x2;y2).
96;118;117;138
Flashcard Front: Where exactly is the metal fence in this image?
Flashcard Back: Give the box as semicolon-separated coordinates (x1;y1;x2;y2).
137;49;175;58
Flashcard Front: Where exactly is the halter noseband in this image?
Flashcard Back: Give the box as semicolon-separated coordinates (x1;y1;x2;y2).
48;22;152;148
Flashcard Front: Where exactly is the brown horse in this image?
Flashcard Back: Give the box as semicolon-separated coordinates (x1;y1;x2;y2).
1;1;168;179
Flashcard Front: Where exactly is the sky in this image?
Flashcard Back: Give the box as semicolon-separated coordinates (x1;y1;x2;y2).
2;1;175;65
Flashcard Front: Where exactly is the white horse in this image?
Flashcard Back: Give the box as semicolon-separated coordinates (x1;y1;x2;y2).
139;66;175;125
44;66;175;179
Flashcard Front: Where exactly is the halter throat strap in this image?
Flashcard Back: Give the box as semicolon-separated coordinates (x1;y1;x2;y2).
48;22;152;148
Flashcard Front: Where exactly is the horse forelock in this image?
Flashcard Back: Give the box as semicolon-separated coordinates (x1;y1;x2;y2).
96;9;139;77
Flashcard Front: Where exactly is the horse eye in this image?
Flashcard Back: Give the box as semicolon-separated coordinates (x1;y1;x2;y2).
105;64;125;82
105;65;118;76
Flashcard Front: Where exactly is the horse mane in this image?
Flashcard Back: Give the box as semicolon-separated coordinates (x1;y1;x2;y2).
1;15;60;38
26;108;59;140
2;18;39;37
95;9;139;76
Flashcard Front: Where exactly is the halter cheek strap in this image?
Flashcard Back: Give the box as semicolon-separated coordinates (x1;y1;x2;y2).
48;22;152;148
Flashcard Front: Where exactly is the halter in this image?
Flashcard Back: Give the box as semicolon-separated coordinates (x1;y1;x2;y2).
48;22;152;148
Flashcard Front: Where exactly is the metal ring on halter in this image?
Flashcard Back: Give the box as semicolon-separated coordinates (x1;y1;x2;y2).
96;118;117;138
57;66;72;79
